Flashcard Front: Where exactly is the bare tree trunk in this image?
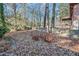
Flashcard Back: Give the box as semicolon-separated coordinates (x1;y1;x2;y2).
44;4;48;28
12;3;16;19
12;3;17;29
39;5;41;28
22;3;27;20
51;3;56;32
47;4;49;32
32;8;36;28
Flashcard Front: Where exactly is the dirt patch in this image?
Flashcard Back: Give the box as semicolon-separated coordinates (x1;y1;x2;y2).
0;30;79;56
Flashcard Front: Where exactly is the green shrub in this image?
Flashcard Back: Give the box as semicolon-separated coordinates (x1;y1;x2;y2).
0;26;10;38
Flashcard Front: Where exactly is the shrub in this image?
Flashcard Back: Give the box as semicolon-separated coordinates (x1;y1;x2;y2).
0;26;10;38
24;26;32;30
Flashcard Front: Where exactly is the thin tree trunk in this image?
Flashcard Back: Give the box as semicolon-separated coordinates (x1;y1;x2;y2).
12;3;16;19
12;3;17;29
32;8;36;28
44;4;48;28
39;5;41;28
51;3;56;32
47;4;49;32
22;3;27;20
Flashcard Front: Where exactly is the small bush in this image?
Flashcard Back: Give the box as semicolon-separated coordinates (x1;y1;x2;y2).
0;26;10;38
24;26;32;30
16;27;22;31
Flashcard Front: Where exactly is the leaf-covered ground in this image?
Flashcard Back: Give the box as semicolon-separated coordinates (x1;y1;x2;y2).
0;30;79;56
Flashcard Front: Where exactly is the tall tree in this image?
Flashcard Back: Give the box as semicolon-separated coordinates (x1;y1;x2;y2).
22;3;27;20
44;3;49;28
32;8;36;28
12;3;16;18
51;3;56;32
47;4;49;32
44;4;47;28
0;3;5;27
12;3;17;28
38;4;41;28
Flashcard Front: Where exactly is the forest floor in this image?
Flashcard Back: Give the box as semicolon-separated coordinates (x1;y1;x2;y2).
0;30;79;56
